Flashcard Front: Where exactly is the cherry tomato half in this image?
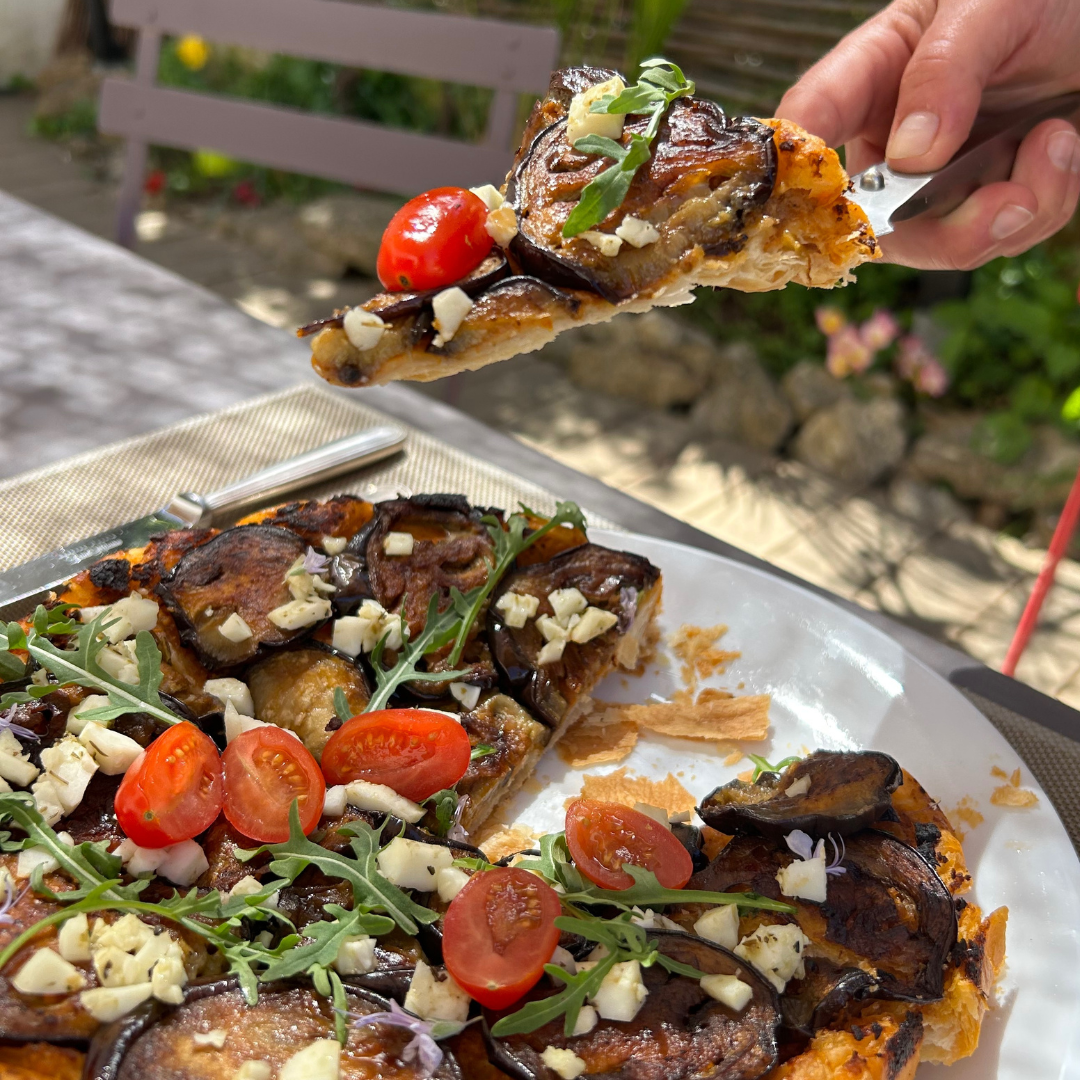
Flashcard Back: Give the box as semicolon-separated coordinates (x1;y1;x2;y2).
565;799;693;892
442;866;562;1010
222;726;326;843
320;708;471;803
376;186;493;292
114;722;223;848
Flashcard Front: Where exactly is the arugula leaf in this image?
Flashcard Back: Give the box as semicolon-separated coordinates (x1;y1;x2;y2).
235;806;438;935
0;652;25;683
423;788;459;837
259;904;392;982
562;59;695;238
470;743;495;762
332;687;354;723
747;753;802;782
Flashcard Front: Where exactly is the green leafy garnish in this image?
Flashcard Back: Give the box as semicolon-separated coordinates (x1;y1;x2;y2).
423;788;459;837
470;743;496;761
332;687;354;723
0;607;183;727
747;754;802;783
561;59;695;239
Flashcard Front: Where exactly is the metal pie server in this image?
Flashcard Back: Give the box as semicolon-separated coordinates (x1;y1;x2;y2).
849;91;1080;238
0;425;406;617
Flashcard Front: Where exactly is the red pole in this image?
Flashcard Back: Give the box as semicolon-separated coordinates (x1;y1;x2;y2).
1002;461;1080;676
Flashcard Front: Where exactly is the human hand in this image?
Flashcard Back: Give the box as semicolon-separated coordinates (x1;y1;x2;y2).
777;0;1080;269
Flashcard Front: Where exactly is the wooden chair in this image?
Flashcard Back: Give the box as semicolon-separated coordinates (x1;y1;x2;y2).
99;0;559;247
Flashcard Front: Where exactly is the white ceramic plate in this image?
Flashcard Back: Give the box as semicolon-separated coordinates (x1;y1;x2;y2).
498;528;1080;1080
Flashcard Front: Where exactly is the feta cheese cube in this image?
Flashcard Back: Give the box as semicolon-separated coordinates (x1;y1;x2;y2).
536;639;566;666
193;1029;227;1049
494;590;540;629
693;904;740;951
79;982;153;1022
101;594;159;643
12;947;87;994
346;780;425;824
535;615;569;644
570;606;618;644
321;535;348;556
96;642;140;684
218;613;253;643
591;959;648;1022
571;1004;598;1036
540;1046;587;1080
322;784;348;818
266;597;332;631
734;924;810;992
548;588;588;625
376;837;454;891
92;914;155;953
485;204;518;246
332;935;377;976
785;775;811;798
449;682;481;711
435;865;471;903
566;75;626;144
343;307;386;351
0;728;40;787
614;215;660;248
382;531;415;557
66;695;112;736
699;972;753;1012
58;913;91;963
580;230;623;257
31;776;64;826
78;722;142;775
548;945;577;976
279;1039;341;1080
151;951;187;1004
331;616;366;658
628;907;680;930
156;839;209;887
632;803;671;828
203;678;254;717
235;1063;272;1080
121;842;167;878
39;735;98;814
776;856;828;903
403;960;471;1023
431;287;474;346
469;184;504;210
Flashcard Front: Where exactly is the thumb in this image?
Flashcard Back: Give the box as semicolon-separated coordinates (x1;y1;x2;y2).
886;1;1017;171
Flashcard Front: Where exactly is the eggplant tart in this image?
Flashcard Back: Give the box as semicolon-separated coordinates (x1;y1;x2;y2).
303;63;878;388
0;496;1004;1080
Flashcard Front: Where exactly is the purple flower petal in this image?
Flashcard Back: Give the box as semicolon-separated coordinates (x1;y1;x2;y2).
0;705;40;742
303;546;331;575
349;1000;445;1074
784;830;815;862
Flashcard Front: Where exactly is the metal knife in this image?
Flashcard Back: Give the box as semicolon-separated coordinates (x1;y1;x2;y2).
0;425;406;618
849;92;1080;237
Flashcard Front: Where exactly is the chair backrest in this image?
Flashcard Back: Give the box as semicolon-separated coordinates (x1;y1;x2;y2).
99;0;559;246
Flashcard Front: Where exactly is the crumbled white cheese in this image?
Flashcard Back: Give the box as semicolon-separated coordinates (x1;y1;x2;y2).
66;695;113;736
101;594;160;644
151;950;187;1004
332;935;377;976
91;914;155;953
566;75;626;144
431;286;474;347
193;1029;227;1049
58;912;91;963
776;855;828;903
29;668;50;686
39;735;98;815
591;959;648;1022
0;728;40;788
435;865;471;903
579;230;623;257
17;842;62;879
343;307;387;352
321;535;348;556
536;639;566;666
376;836;455;891
700;972;753;1011
322;784;348;818
535;615;569;644
540;1046;587;1080
734;924;810;992
12;947;88;994
485;204;518;246
78;605;108;623
632;803;670;829
226;875;267;901
785;775;811;798
572;1004;598;1036
404;960;471;1022
96;640;140;684
31;776;64;826
548;588;588;625
223;700;297;745
614;215;660;248
218;612;253;643
235;1063;272;1080
156;839;209;887
494;590;540;629
570;606;618;644
330;616;366;658
382;531;415;557
628;907;680;931
203;677;254;717
331;599;403;656
78;722;142;775
79;982;154;1022
693;904;740;951
280;1039;341;1080
346;780;426;824
469;184;504;210
548;945;577;976
449;682;481;711
267;597;332;631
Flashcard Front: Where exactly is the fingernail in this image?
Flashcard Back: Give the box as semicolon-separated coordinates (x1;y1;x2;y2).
1048;129;1080;174
887;112;940;160
990;204;1035;241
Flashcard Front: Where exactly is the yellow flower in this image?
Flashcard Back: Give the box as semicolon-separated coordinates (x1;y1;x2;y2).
176;35;210;71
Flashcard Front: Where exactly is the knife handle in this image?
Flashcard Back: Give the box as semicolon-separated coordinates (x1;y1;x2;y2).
167;426;406;526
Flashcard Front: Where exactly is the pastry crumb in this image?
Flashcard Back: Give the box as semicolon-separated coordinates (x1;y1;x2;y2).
478;824;540;863
669;623;740;690
990;786;1038;808
617;693;769;742
948;797;984;840
577;767;696;813
558;705;639;767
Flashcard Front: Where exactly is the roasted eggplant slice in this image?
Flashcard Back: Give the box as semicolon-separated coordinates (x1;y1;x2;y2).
483;930;779;1080
157;525;312;668
235;494;374;546
86;978;463;1080
779;956;877;1036
247;645;370;758
488;543;661;730
698;751;902;839
688;831;956;1002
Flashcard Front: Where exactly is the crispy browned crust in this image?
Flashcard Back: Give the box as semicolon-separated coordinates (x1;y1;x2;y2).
308;117;877;388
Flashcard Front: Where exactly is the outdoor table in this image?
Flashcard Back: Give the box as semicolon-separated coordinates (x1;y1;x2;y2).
3;189;1080;852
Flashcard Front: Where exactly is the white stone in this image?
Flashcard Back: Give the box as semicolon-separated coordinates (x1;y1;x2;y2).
343;308;386;351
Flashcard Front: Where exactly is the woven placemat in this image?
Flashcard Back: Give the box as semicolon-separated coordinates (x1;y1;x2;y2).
0;384;1076;852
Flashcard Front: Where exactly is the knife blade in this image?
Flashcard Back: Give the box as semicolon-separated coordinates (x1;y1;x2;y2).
0;425;406;618
848;92;1080;238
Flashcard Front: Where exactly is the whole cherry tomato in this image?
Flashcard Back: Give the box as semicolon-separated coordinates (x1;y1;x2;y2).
565;798;693;891
114;722;223;848
320;708;471;803
376;186;493;292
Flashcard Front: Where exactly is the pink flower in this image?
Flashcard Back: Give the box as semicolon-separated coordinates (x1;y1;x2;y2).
826;325;873;378
895;335;948;396
860;309;900;351
815;306;847;337
914;357;949;397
